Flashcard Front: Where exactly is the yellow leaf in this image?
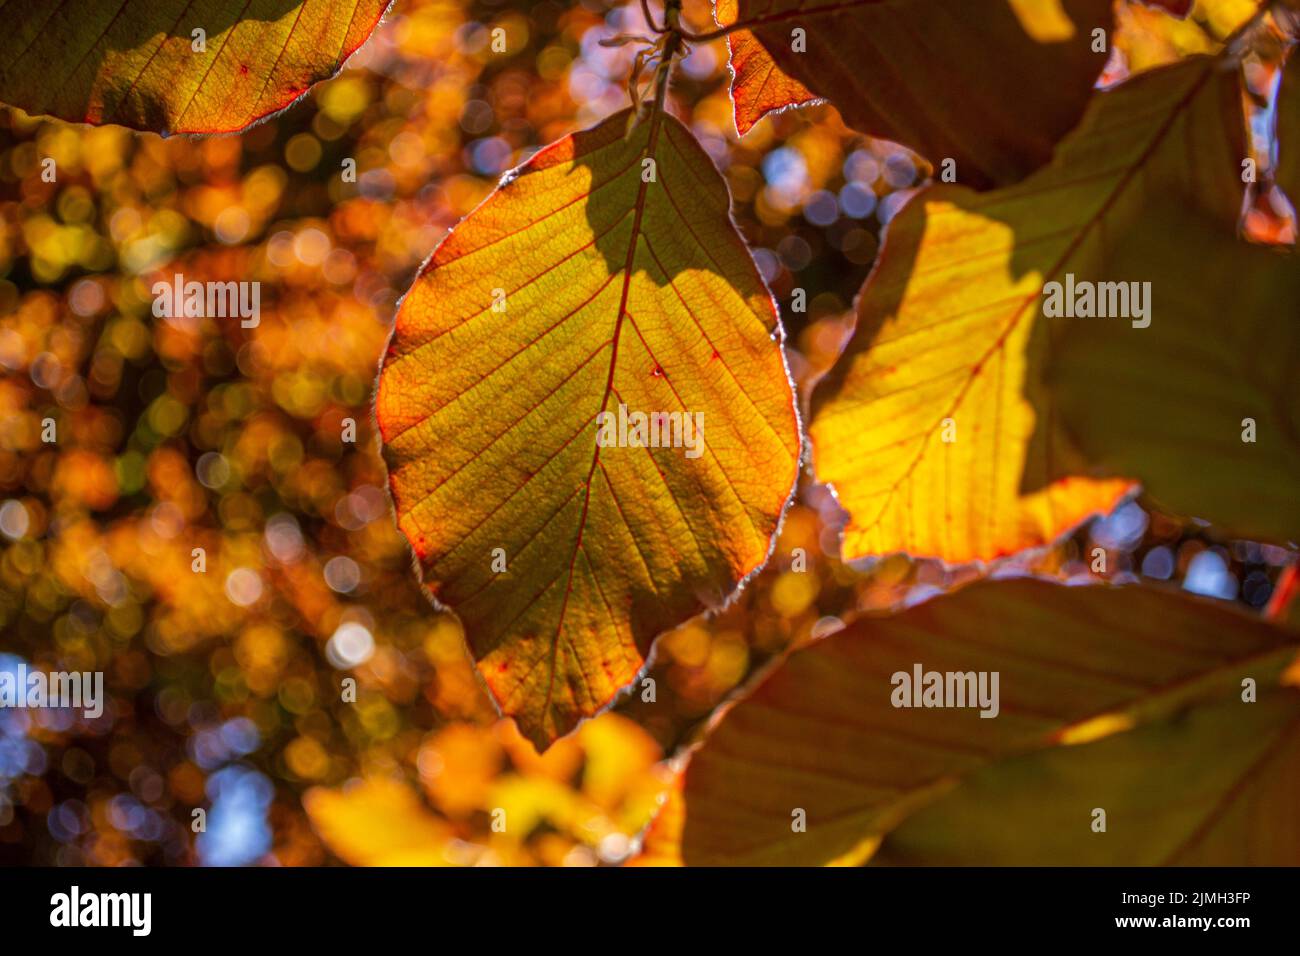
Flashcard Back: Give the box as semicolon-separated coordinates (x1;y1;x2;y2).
0;1;390;134
377;107;801;749
629;774;685;866
810;56;1246;564
1113;0;1257;76
304;777;455;867
733;0;1113;188
664;578;1300;865
576;711;664;814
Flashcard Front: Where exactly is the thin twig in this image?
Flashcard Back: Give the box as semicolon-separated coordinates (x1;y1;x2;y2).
640;0;669;34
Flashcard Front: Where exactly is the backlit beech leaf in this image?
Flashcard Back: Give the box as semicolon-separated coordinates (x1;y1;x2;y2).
670;578;1300;865
377;107;801;750
714;0;817;136
0;0;390;134
873;693;1300;864
733;0;1113;188
1049;202;1300;545
810;57;1245;565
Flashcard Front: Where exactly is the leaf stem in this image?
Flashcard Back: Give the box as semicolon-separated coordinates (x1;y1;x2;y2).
626;0;683;126
635;0;746;45
640;0;669;34
652;9;683;112
673;21;744;43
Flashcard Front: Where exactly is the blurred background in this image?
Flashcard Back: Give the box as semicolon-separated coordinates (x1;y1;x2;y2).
0;0;1293;866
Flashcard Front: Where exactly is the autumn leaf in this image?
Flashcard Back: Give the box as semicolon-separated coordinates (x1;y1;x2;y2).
376;106;801;750
714;0;817;136
304;778;456;866
873;692;1300;864
728;0;1113;188
1048;202;1300;545
0;0;390;134
667;578;1300;865
1114;0;1259;76
629;774;688;866
809;56;1246;565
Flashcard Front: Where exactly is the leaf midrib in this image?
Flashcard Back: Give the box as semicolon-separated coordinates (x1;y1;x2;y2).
542;106;670;727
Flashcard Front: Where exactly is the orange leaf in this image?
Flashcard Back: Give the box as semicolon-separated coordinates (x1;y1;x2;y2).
0;0;390;134
715;0;818;136
376;107;801;750
731;0;1113;188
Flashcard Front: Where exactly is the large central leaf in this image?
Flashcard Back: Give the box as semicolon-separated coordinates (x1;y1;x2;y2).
810;56;1245;564
0;0;390;134
377;107;801;749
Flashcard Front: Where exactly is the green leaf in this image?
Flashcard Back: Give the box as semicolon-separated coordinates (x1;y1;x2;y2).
1048;201;1300;545
0;0;390;134
672;578;1299;865
873;693;1300;864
